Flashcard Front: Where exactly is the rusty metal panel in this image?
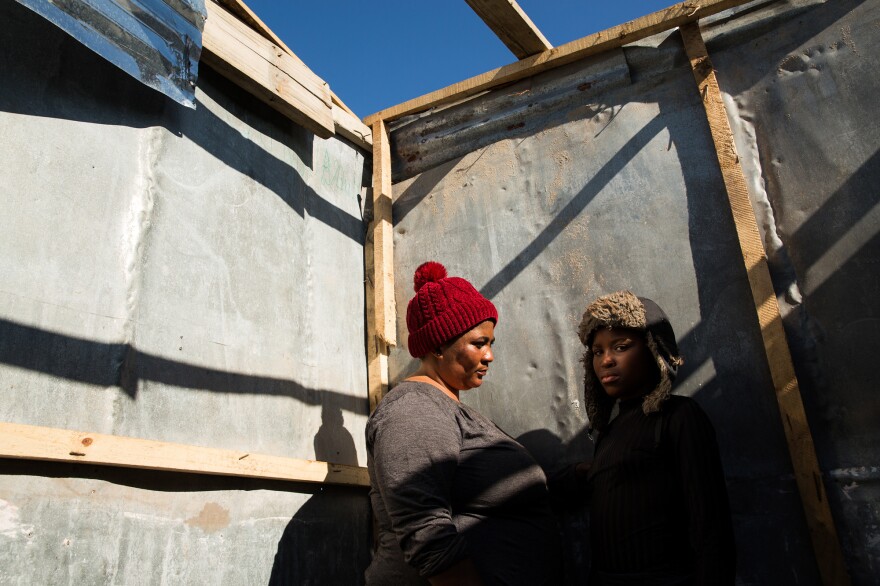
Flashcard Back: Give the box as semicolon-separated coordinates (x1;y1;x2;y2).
0;2;369;582
389;49;632;183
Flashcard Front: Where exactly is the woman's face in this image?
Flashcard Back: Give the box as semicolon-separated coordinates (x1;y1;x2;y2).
591;327;659;401
436;320;496;391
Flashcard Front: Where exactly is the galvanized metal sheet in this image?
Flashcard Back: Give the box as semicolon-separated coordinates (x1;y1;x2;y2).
0;462;370;584
1;3;369;582
15;0;205;107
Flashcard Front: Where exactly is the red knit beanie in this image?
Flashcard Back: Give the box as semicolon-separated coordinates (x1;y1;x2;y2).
406;262;498;358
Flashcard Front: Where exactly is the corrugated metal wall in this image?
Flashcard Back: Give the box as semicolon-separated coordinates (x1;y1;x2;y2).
2;0;878;583
389;0;878;583
0;1;371;583
711;0;880;582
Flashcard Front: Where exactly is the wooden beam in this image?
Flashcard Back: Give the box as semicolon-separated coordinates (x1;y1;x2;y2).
679;22;850;586
365;120;396;412
0;421;370;487
202;1;335;138
365;255;390;414
363;0;758;125
215;0;295;56
331;91;359;118
214;1;362;120
204;2;332;109
371;119;397;348
333;105;373;150
465;0;552;60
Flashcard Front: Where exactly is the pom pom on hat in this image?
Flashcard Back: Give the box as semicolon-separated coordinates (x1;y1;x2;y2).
406;261;498;357
413;261;448;292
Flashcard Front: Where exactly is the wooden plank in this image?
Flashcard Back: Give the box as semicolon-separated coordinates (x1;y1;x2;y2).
364;120;396;412
0;421;370;487
364;120;396;411
465;0;552;60
202;2;335;138
371;120;397;348
215;0;295;56
333;105;373;150
365;248;390;413
679;22;850;586
331;91;359;118
214;1;361;119
206;2;331;107
363;0;757;125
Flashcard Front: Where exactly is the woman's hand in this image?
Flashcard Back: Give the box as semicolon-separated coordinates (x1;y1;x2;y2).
574;461;592;479
428;558;484;586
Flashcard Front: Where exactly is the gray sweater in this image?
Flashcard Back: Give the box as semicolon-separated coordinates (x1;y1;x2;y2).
365;381;561;585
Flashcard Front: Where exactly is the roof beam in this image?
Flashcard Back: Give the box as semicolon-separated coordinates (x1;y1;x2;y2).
364;0;760;126
202;1;335;137
215;1;366;129
465;0;552;59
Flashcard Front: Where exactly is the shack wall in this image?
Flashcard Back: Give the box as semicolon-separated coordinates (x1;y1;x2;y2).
710;3;880;582
388;0;878;583
0;2;371;583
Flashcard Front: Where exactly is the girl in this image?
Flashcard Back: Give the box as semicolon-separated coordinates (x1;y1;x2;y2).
576;291;735;585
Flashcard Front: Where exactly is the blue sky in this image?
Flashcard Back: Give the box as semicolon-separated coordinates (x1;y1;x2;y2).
243;1;673;119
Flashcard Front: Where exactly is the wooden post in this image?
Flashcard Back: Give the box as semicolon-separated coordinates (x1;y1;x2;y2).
366;119;397;412
679;22;850;586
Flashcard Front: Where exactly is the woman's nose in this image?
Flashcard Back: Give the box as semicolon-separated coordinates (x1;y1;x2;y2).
484;347;494;363
600;353;614;366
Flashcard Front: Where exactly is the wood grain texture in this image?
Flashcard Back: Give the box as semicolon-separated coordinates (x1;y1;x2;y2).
371;120;397;348
333;105;373;150
215;0;294;55
465;0;552;59
213;1;360;118
364;198;390;414
203;1;334;137
364;0;757;125
680;22;850;586
365;120;396;412
0;422;370;487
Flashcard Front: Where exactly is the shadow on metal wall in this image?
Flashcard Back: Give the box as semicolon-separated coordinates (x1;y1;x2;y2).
269;405;369;584
0;456;371;584
0;317;367;413
0;0;369;413
0;0;364;245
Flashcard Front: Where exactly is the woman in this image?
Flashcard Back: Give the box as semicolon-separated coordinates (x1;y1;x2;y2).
365;262;561;585
575;291;736;585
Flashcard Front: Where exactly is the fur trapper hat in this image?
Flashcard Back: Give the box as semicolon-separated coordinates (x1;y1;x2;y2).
577;291;683;432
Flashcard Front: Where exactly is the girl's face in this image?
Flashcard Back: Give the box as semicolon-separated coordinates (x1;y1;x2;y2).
591;327;659;401
436;320;495;391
